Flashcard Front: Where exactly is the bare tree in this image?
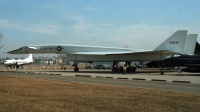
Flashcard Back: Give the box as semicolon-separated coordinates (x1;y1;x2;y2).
58;54;67;68
0;33;3;50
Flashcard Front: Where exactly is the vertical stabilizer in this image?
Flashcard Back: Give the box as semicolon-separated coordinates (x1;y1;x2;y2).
25;54;33;62
154;30;187;53
182;34;198;54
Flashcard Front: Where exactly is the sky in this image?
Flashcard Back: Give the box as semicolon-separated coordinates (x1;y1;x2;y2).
0;0;200;58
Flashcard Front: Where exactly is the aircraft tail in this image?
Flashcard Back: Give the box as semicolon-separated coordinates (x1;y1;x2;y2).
182;34;198;55
25;54;33;62
154;30;187;53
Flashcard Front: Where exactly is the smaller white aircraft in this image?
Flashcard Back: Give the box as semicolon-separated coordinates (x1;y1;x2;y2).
3;54;33;69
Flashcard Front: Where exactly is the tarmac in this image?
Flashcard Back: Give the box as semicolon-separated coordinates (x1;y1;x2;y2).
2;68;200;84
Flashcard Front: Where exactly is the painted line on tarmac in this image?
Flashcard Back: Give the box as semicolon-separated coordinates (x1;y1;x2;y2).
82;75;91;77
151;79;167;82
172;80;190;83
75;75;82;77
105;77;113;79
132;78;146;80
117;77;129;79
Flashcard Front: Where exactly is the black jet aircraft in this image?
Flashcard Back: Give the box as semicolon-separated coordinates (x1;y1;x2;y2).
147;54;200;67
146;54;200;72
147;41;200;72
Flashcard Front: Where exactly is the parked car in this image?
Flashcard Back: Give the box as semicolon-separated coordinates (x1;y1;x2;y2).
95;65;108;69
107;66;113;69
85;65;94;69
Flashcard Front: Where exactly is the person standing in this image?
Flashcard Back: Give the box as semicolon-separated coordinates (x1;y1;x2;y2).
177;67;182;75
123;66;126;75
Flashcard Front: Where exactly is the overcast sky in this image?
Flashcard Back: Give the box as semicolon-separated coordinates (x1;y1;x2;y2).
0;0;200;58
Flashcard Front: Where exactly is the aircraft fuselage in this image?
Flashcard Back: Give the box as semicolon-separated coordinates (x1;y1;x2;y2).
8;45;175;62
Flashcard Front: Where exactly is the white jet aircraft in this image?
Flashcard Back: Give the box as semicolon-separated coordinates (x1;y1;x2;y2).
8;30;192;72
3;54;33;69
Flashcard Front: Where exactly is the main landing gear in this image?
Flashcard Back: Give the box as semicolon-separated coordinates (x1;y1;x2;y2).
111;61;119;72
125;61;136;72
111;61;136;73
72;62;79;72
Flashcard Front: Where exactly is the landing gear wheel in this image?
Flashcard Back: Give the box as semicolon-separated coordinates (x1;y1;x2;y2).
126;67;130;72
112;68;116;72
117;68;122;72
74;67;79;72
130;68;136;72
